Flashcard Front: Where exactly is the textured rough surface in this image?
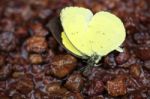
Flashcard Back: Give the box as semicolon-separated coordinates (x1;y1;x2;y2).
50;54;77;78
107;75;127;96
0;0;149;98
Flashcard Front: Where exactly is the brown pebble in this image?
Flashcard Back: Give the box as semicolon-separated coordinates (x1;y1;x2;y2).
12;72;25;78
116;49;130;65
33;90;49;99
15;26;28;38
83;79;104;96
30;22;48;37
107;75;127;96
46;82;68;95
65;73;84;92
29;54;43;64
26;36;48;53
48;37;58;49
130;64;141;78
0;55;5;66
89;95;104;99
0;32;17;52
143;60;150;70
50;54;77;78
63;92;83;99
0;91;9;99
134;45;150;60
16;75;34;94
0;64;12;80
133;32;150;44
104;53;116;68
11;93;25;99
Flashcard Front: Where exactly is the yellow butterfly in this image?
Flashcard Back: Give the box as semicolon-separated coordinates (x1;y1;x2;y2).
48;7;126;63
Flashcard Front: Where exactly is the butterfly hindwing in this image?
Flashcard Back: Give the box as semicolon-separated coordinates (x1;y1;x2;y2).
61;32;83;56
60;7;94;56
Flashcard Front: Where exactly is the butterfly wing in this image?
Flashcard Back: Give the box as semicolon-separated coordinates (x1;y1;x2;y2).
61;32;83;56
87;11;126;56
60;7;94;56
